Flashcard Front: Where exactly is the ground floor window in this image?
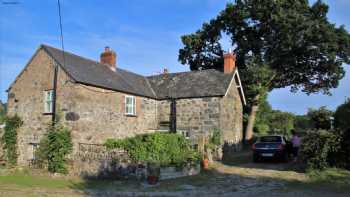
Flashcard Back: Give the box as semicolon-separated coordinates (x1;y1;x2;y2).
178;130;190;139
125;95;136;116
30;143;39;160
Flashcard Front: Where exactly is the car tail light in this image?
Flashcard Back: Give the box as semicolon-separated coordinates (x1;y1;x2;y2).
252;144;256;150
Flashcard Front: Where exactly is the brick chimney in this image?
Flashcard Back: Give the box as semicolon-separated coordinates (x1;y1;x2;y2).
223;51;236;73
100;46;117;71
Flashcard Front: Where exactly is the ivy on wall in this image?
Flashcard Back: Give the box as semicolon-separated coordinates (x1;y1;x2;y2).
1;115;23;166
36;124;73;174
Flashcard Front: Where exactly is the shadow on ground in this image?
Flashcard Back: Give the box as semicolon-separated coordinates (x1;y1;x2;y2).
222;149;306;172
67;151;350;197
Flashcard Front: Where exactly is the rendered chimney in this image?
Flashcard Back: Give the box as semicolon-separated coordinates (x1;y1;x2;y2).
223;51;236;73
100;46;117;71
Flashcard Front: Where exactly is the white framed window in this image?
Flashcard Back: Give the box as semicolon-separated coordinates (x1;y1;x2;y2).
44;90;53;113
31;143;39;160
178;130;190;139
125;95;136;116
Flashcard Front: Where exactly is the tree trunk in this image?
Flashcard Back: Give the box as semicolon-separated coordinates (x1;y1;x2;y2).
244;95;260;142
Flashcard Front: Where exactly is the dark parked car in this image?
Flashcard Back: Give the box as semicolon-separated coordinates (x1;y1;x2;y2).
252;135;291;162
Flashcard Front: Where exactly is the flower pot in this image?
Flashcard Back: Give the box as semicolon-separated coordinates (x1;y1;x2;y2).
202;158;209;169
147;175;159;185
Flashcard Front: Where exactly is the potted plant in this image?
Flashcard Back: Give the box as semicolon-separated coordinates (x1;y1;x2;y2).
202;154;209;169
147;162;160;185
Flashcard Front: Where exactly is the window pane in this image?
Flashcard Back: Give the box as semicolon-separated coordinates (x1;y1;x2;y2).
49;91;53;101
125;96;136;115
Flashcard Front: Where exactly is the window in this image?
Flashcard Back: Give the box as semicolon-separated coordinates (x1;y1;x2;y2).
31;143;39;160
125;95;136;116
44;90;53;113
178;130;190;139
259;136;282;143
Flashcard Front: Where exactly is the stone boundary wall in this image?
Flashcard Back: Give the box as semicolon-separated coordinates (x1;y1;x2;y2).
160;165;201;180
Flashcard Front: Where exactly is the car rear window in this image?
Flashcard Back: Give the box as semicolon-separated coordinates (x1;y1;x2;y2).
259;136;282;143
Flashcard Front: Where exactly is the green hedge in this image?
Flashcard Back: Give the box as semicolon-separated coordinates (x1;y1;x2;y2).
300;130;341;170
104;133;200;167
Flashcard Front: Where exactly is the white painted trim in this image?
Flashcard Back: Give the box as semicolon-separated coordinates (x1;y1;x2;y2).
235;70;247;105
224;72;236;97
224;69;247;106
43;90;53;113
125;95;136;116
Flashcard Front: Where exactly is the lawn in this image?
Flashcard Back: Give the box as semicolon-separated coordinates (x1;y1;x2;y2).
306;168;350;192
0;163;349;196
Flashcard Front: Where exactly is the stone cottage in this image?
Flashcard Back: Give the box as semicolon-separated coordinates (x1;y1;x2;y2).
7;44;245;167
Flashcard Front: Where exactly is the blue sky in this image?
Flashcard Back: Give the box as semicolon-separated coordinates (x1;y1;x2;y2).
0;0;349;114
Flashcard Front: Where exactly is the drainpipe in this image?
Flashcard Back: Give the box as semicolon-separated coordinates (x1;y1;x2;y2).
170;98;177;133
51;63;58;125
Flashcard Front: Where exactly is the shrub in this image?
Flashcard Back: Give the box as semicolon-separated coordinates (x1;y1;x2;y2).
1;115;22;166
333;129;350;170
36;124;73;174
205;129;221;150
307;107;333;130
0;101;6;124
341;129;350;169
105;133;200;167
334;99;350;131
300;130;341;170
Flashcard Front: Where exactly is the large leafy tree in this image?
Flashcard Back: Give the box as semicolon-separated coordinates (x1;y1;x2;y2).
178;0;350;141
334;99;350;131
307;106;333;130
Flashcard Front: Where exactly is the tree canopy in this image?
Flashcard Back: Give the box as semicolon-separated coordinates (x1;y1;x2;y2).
254;98;295;136
178;0;350;140
334;98;350;131
307;106;333;130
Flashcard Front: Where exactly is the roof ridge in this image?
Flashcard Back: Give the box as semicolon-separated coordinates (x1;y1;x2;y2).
147;68;220;78
41;44;101;65
41;44;150;79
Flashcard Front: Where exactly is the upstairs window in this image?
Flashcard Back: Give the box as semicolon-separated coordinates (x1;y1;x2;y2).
44;90;53;113
125;95;136;116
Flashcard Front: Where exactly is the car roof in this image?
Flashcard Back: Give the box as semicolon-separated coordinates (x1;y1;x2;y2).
260;135;284;138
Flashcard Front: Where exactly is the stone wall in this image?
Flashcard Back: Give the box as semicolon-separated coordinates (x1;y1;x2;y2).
157;87;243;149
57;73;158;155
157;97;221;142
7;47;243;171
7;49;56;165
220;78;243;152
220;79;243;143
7;49;158;166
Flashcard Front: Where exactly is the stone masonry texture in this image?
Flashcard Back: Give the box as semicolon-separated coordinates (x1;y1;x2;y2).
7;48;243;173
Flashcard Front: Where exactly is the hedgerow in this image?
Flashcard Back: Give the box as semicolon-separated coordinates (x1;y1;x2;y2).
104;133;200;167
300;130;341;170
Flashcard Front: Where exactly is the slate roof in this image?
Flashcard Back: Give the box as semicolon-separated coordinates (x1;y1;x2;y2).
42;44;156;98
147;70;233;99
40;44;234;100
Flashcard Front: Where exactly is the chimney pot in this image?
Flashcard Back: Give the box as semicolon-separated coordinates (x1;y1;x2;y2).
163;68;169;74
223;51;236;73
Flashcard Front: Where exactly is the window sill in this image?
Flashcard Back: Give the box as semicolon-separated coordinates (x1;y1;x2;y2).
42;112;53;115
125;114;137;117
